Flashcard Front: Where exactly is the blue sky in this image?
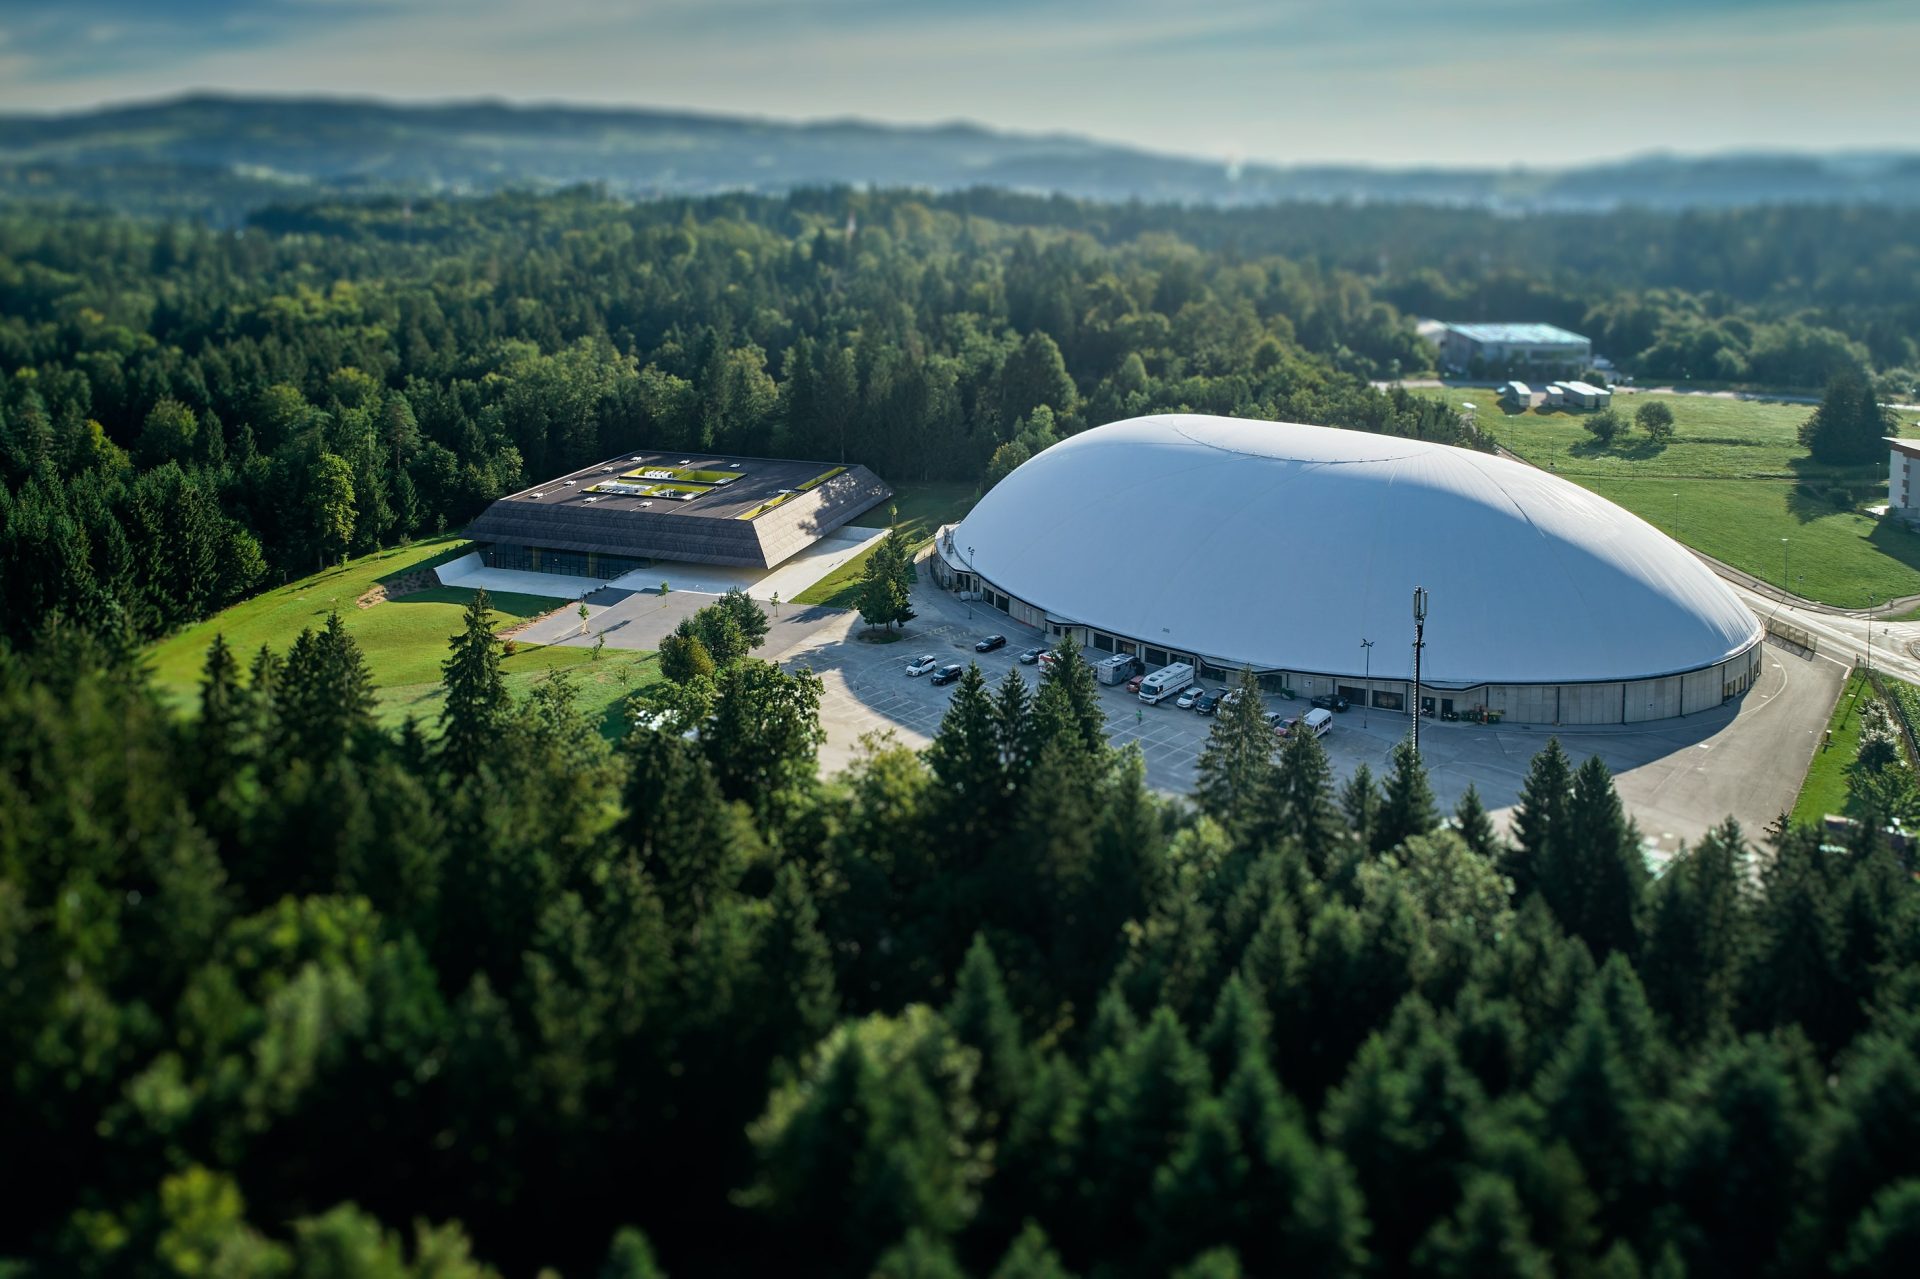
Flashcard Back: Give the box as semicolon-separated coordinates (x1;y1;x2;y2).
0;0;1912;166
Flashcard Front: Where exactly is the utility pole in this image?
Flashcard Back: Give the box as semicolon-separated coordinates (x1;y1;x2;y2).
1411;586;1428;759
1867;591;1875;677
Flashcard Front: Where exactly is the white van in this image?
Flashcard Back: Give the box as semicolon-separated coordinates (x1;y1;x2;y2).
1302;707;1333;738
1137;662;1195;704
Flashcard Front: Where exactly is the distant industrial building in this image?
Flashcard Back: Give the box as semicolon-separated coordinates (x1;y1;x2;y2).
1424;322;1593;378
467;450;891;577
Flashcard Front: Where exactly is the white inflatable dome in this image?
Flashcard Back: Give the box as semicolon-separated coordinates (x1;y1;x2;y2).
950;414;1760;686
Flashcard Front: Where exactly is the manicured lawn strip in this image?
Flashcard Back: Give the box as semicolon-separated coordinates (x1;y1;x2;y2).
1421;390;1920;606
1580;478;1920;608
794;482;980;609
144;536;564;711
376;644;662;740
1791;668;1873;826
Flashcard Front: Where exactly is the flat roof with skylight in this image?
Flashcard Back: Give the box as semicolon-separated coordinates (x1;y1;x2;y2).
467;449;891;573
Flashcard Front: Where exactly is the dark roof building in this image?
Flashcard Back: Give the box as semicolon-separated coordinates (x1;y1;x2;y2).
467;450;891;574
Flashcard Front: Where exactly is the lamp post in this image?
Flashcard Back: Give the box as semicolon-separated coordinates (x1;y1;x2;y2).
967;545;976;619
1411;587;1428;759
1673;491;1679;533
1867;592;1875;677
1781;538;1790;597
1360;638;1374;727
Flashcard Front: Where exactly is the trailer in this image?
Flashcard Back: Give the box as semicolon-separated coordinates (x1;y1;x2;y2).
1096;653;1141;686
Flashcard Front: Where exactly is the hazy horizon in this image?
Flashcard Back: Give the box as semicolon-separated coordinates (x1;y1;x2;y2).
0;0;1914;168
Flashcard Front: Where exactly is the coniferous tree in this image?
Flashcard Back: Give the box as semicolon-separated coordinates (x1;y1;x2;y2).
1265;716;1346;876
439;589;510;780
1507;739;1573;899
1538;755;1646;961
946;935;1030;1130
755;862;840;1066
1194;669;1273;832
1030;641;1106;758
1453;783;1502;861
1375;737;1440;854
1640;819;1750;1045
1412;1172;1553;1279
192;633;245;798
992;665;1039;784
1340;763;1381;849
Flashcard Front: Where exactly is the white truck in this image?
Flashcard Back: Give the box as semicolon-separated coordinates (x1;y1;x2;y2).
1137;662;1195;705
1096;653;1141;686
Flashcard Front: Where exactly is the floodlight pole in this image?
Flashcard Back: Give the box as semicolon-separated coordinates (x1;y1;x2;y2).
1361;638;1374;727
1867;592;1875;677
1411;586;1428;759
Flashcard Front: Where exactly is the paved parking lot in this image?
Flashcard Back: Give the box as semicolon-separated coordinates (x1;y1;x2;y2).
772;572;1846;861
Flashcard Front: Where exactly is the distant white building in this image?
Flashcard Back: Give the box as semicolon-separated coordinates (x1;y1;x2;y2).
1423;322;1593;378
1888;438;1920;523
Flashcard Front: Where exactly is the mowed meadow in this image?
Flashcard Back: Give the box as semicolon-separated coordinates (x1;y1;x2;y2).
144;535;662;737
1428;389;1920;607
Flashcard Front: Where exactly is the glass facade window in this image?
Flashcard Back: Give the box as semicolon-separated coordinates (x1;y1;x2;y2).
481;545;649;580
1372;690;1405;711
1146;647;1169;668
1092;633;1115;652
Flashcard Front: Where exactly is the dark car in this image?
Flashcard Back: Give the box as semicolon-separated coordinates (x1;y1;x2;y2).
931;663;965;686
1018;647;1044;665
1311;693;1350;713
975;634;1008;652
1193;690;1222;715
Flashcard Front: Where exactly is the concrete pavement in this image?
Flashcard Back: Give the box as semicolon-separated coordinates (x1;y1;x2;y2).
767;568;1843;861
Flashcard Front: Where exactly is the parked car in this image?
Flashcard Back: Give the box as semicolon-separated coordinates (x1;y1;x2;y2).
1271;713;1297;737
975;634;1007;652
906;655;938;677
1127;673;1147;694
1175;684;1207;710
1310;693;1350;713
1193;690;1221;715
931;663;965;686
1018;647;1044;665
1220;688;1247;710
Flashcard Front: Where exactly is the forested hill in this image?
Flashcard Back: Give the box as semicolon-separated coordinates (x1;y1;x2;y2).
3;94;1918;220
5;188;1918;655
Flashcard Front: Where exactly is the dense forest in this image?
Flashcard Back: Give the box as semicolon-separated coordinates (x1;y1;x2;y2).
4;588;1918;1276
4;184;1920;1275
4;188;1917;653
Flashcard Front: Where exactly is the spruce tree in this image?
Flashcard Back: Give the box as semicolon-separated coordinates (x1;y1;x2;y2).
989;1222;1077;1279
1375;737;1439;854
1540;755;1646;961
193;633;244;796
1031;641;1105;758
1265;715;1345;875
1640;819;1750;1046
992;665;1038;784
1454;783;1502;861
439;589;509;779
946;935;1030;1128
1340;763;1381;849
756;862;840;1064
1194;669;1273;831
1412;1172;1553;1279
1507;739;1573;899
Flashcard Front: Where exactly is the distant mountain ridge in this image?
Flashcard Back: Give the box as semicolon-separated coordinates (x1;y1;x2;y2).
2;93;1917;218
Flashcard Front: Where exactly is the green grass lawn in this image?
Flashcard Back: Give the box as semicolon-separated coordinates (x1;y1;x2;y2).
794;481;979;609
1792;668;1873;826
1427;390;1920;607
143;535;663;739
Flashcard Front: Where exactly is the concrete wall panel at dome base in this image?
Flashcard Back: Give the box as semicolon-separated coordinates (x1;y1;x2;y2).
937;533;1765;726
